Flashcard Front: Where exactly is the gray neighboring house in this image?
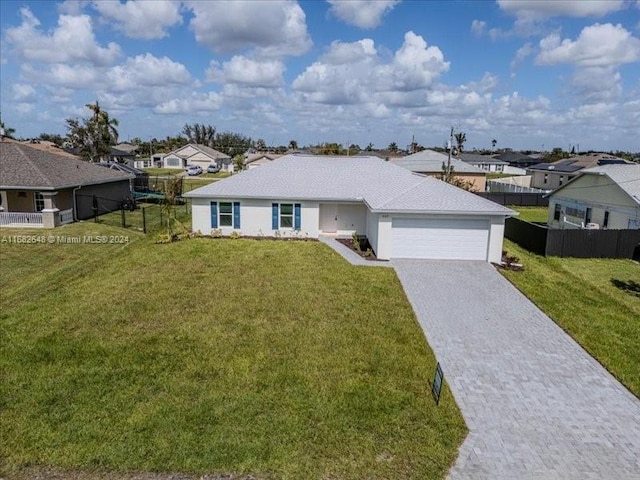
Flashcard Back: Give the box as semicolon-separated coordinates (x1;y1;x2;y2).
459;152;508;172
0;140;133;228
528;153;631;190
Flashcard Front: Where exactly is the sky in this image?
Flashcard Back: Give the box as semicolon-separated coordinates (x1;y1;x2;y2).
1;0;639;152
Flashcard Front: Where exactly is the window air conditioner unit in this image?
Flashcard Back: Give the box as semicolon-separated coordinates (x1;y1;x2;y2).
585;223;600;230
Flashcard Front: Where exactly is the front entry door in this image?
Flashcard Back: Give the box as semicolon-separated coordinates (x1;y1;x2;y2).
320;204;338;233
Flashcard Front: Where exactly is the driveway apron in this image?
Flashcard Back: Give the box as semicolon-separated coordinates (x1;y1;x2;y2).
392;259;640;480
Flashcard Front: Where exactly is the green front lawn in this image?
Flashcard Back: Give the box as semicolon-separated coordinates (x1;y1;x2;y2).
1;224;466;479
511;206;549;223
501;240;640;397
143;167;184;176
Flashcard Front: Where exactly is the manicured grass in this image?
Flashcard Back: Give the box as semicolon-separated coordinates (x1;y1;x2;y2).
511;206;549;223
97;202;192;234
1;225;466;479
144;168;184;176
182;177;219;193
200;171;231;179
487;172;514;180
501;240;640;397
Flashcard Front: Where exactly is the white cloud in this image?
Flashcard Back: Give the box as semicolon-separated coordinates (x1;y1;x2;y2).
497;0;625;19
571;67;622;103
12;83;36;102
471;20;486;36
537;23;640;67
321;39;377;64
107;54;191;91
93;0;182;40
154;92;223;114
292;32;449;107
4;8;120;66
186;0;311;56
327;0;400;29
57;0;90;15
206;56;284;88
510;43;534;72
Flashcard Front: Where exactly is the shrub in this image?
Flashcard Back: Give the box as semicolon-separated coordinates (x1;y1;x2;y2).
211;228;222;238
351;232;361;252
230;230;241;239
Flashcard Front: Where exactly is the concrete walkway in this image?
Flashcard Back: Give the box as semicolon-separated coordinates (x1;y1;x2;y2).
393;259;640;480
318;235;391;267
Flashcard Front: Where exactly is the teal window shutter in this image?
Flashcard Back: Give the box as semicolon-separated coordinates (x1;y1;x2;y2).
210;202;218;229
294;203;301;230
272;203;279;230
233;202;240;229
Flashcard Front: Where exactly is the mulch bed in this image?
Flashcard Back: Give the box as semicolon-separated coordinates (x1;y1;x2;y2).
335;237;379;261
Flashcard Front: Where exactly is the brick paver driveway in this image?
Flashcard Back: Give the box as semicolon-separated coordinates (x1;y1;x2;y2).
393;259;640;480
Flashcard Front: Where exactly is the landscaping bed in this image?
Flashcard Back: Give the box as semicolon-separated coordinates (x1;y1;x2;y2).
336;234;378;260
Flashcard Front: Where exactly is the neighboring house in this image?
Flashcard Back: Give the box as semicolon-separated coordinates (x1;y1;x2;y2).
107;146;136;165
0;139;133;228
393;149;487;192
163;144;232;172
459;152;508;173
528;153;631;190
494;151;539;168
184;154;514;262
244;153;282;170
114;143;139;155
547;164;640;230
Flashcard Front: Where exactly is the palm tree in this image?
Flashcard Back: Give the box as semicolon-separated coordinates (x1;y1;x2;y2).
454;132;466;157
182;123;216;146
491;138;497;151
289;139;298;150
388;142;398;153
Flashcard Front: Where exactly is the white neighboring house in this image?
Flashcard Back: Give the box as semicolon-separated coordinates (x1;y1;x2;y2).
244;153;282;170
163;144;232;172
547;164;640;230
184;155;515;262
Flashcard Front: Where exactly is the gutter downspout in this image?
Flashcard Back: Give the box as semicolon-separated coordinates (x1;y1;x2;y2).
72;185;81;221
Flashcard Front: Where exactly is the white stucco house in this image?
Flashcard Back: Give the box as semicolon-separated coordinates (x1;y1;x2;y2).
163;144;232;172
184;155;515;262
547;164;640;230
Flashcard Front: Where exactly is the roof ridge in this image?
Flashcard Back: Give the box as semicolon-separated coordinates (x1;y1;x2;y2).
375;176;432;209
15;143;54;188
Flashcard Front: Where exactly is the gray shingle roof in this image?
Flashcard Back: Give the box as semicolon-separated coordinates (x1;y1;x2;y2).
393;149;486;174
0;140;133;190
459;152;506;164
185;154;513;215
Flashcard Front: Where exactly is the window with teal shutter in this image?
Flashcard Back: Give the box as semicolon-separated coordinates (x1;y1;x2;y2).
294;203;301;230
272;203;279;230
210;202;218;229
233;202;240;229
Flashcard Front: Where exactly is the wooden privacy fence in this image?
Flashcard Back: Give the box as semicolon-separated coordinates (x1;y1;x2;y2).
505;217;640;259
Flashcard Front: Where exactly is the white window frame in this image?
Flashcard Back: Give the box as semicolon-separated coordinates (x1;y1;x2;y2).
35;192;45;212
279;203;294;229
219;202;233;227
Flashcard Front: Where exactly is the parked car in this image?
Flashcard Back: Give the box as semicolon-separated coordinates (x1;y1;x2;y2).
207;163;220;173
185;165;203;176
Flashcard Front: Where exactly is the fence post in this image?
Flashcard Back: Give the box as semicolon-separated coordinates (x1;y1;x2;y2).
142;207;147;234
160;207;163;229
121;208;125;228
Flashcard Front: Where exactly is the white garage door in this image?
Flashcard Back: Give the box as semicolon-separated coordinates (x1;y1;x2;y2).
392;217;489;260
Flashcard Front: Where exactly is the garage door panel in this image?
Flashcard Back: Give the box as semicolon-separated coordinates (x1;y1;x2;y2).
392;218;489;260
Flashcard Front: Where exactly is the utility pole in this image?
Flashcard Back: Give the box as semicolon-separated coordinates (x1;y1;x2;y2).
446;126;454;181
